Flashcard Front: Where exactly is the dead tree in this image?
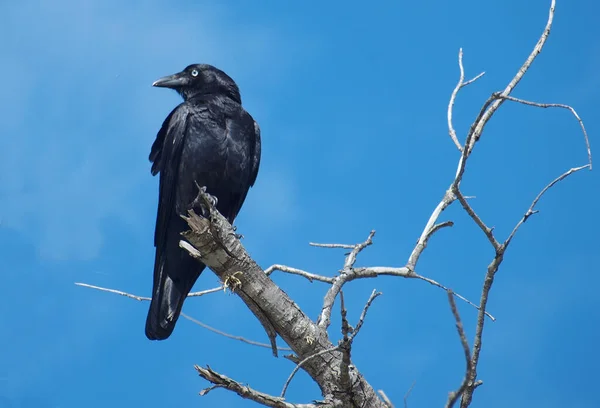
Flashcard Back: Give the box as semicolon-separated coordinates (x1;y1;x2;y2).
77;0;592;406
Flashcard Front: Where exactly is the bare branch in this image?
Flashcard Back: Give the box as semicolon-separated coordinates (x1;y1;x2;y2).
445;290;472;408
454;189;501;251
280;346;340;399
378;389;394;408
448;48;486;151
404;381;417;408
317;277;348;330
284;290;381;401
464;0;557;156
504;164;590;248
75;282;286;352
181;205;389;407
195;365;321;408
74;282;150;301
317;231;376;329
348;289;381;343
339;289;382;400
407;190;456;270
456;3;562;406
431;221;455;236
447;291;471;367
338;266;495;320
309;242;355;249
180;313;292;352
460;253;502;408
496;94;592;169
463;73;485;87
265;264;334;284
344;230;376;269
188;286;223;297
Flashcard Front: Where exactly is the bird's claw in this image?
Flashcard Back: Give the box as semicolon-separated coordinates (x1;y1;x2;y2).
192;183;218;217
206;193;218;208
223;271;243;293
231;225;244;240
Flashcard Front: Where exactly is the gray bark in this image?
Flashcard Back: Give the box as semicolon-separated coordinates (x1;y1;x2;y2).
181;207;388;407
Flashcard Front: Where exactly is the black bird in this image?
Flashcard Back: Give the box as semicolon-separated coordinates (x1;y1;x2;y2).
145;64;261;340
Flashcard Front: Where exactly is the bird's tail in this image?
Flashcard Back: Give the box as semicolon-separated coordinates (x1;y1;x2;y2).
145;246;206;340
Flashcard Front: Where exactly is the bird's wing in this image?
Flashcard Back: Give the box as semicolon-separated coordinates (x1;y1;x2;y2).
149;103;191;248
149;107;178;176
249;120;261;187
215;111;260;222
147;103;215;340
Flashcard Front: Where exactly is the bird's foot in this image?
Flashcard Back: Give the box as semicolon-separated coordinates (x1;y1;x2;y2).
192;182;218;217
223;271;244;293
231;225;244;240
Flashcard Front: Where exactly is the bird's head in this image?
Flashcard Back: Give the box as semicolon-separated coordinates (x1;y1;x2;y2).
152;64;241;103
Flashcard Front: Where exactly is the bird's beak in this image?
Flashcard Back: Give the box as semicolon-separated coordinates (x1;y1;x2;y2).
152;73;187;89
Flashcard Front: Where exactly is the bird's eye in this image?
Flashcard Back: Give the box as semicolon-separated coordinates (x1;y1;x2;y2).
191;69;199;77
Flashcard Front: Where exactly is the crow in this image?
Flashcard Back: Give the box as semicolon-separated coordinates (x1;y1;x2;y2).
145;64;261;340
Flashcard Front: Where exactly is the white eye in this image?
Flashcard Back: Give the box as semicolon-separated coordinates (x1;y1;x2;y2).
191;69;199;77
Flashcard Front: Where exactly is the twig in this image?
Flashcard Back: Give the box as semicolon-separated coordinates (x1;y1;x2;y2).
448;48;486;151
264;264;334;283
430;221;455;236
339;290;382;403
74;283;151;301
349;267;495;321
284;290;381;400
317;231;376;329
196;365;320;408
466;0;556;155
309;242;355;249
496;94;592;168
188;286;223;297
75;282;286;351
180;313;292;352
456;3;562;406
505;164;591;248
379;389;394;407
280;346;340;398
407;190;456;270
404;381;416;408
344;230;376;269
445;290;472;408
454;190;501;251
348;289;381;343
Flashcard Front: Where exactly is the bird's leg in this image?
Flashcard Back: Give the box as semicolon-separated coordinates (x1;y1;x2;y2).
191;182;218;218
205;192;218;208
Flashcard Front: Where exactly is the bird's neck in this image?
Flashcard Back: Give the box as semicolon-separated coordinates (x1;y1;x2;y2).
180;85;242;105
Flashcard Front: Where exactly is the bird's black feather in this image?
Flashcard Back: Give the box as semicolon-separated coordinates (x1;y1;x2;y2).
145;64;261;340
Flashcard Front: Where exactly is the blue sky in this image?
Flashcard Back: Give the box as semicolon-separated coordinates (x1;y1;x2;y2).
1;0;599;406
